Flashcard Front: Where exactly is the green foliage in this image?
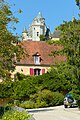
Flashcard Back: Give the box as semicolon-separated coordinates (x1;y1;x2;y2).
33;64;76;94
1;110;30;120
0;0;24;80
50;92;64;106
0;68;77;106
15;72;32;81
11;79;37;100
0;75;37;100
20;100;48;109
0;105;12;118
75;0;80;8
77;100;80;109
0;68;75;99
53;18;80;106
0;82;13;98
57;20;80;88
19;90;64;108
20;101;35;109
40;34;46;41
30;89;53;105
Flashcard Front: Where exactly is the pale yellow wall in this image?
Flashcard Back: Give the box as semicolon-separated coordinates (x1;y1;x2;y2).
51;38;60;41
12;65;50;78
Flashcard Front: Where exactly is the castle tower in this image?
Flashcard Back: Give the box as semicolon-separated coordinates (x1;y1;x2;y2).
30;12;47;41
22;26;28;40
23;12;47;41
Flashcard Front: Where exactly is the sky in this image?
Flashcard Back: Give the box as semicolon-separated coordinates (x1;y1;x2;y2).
6;0;79;36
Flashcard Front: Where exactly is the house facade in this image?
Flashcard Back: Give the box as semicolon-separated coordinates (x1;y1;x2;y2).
12;41;65;77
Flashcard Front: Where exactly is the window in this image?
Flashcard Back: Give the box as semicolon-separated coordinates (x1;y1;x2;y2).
30;68;41;76
37;32;39;36
34;69;40;76
34;56;40;64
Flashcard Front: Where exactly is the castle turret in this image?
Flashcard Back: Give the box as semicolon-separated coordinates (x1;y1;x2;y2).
28;12;47;41
22;12;49;41
22;26;28;41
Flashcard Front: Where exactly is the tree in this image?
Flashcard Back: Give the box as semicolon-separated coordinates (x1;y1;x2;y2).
75;0;80;8
40;34;46;41
0;0;24;80
49;0;80;99
52;18;80;100
58;20;80;81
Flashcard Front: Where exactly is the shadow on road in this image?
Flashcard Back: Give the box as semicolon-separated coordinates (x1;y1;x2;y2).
27;108;54;113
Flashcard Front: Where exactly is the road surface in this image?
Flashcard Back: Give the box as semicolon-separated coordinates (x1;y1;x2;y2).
28;105;80;120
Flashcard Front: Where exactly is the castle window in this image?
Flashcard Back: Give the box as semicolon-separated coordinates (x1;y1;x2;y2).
37;32;39;36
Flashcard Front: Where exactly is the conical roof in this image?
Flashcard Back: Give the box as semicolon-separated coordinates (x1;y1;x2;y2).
34;12;44;20
22;26;27;33
36;12;43;19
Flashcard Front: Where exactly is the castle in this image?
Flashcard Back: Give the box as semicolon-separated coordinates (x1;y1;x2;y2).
22;12;50;41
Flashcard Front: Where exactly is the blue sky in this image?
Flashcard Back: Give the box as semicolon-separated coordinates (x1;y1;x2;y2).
7;0;79;36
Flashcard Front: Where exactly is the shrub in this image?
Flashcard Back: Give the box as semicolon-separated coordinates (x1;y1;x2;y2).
19;101;35;109
30;90;64;107
14;100;20;106
19;90;64;109
50;92;64;106
19;100;48;109
1;110;30;120
35;100;48;108
77;100;80;109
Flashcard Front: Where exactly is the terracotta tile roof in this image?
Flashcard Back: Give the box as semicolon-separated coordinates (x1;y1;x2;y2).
17;41;66;65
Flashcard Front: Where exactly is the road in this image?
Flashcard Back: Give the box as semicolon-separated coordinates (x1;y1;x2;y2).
28;105;80;120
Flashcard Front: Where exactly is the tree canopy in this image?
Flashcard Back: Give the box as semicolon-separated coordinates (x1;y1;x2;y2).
56;20;80;81
0;0;23;80
51;17;80;99
75;0;80;8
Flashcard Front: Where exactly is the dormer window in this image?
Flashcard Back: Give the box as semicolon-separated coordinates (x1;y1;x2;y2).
34;56;40;64
33;52;40;65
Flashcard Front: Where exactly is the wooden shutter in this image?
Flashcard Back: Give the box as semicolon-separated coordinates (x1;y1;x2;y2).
30;68;34;76
42;69;45;74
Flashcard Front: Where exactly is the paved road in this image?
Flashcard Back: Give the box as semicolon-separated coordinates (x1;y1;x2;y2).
28;105;80;120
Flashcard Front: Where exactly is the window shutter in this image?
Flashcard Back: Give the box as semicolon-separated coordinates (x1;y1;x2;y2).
30;68;34;76
42;69;45;74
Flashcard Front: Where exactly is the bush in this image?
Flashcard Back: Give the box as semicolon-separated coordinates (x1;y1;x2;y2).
19;100;48;109
77;100;80;109
19;90;64;109
0;107;4;118
31;90;64;107
1;110;30;120
19;101;35;109
0;105;12;118
35;100;48;108
14;100;20;106
50;92;64;106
